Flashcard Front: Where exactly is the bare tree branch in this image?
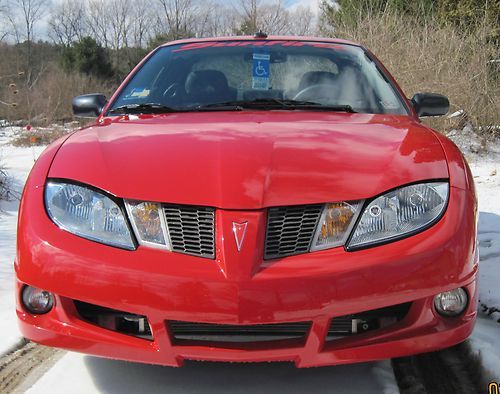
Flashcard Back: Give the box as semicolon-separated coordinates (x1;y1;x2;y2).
156;0;201;39
131;0;155;47
8;0;50;43
48;0;87;46
87;0;111;47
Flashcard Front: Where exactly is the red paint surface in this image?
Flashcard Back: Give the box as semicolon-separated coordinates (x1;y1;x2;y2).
16;36;478;367
49;112;448;209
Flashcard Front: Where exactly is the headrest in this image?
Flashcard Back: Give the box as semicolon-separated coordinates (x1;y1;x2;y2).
298;71;338;91
185;70;229;95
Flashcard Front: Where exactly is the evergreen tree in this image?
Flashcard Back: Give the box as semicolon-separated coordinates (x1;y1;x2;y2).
62;37;114;78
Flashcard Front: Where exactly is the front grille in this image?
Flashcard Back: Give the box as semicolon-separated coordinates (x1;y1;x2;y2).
327;303;411;340
163;205;215;259
264;204;323;259
74;300;153;340
168;320;311;344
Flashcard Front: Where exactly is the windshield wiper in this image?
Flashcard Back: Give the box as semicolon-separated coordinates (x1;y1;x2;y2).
108;103;181;115
197;99;357;113
109;100;357;114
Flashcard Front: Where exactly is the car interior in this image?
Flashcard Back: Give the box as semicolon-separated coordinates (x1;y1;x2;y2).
111;44;405;115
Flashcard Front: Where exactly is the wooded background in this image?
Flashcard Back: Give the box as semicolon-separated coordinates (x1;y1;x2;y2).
0;0;498;135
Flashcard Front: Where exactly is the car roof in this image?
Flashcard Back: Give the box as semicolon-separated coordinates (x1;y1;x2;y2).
160;35;361;48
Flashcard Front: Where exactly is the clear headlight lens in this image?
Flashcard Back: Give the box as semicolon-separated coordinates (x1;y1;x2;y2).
125;200;171;250
434;288;468;317
45;181;135;250
348;182;449;249
311;201;363;251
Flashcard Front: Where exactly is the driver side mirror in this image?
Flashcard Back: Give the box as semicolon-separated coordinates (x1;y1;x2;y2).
72;94;108;118
411;93;449;117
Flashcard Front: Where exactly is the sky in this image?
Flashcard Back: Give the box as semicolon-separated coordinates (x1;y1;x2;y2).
289;0;321;9
2;0;324;43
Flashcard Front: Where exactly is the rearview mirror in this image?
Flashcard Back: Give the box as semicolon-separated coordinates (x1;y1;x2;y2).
411;93;449;117
72;94;108;118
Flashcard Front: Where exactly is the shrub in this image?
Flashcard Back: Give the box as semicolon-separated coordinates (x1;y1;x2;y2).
1;63;115;125
321;5;500;135
0;165;12;201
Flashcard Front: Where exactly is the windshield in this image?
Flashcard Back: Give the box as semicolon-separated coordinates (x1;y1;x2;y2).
108;40;408;115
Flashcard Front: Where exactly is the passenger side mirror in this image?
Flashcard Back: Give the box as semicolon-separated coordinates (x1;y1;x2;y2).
411;93;449;117
72;94;108;118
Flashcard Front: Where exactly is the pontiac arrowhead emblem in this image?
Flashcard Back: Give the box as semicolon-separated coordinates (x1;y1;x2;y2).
232;222;248;252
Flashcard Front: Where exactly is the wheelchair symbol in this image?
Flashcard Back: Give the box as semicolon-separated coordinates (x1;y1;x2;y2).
255;61;268;77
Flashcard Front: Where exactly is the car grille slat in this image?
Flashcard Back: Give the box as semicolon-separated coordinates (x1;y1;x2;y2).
159;202;325;260
264;204;323;259
163;205;215;259
168;320;311;343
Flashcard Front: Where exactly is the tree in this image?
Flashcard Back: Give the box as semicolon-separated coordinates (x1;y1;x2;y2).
107;0;132;51
131;0;155;48
48;0;87;46
235;0;312;35
62;37;114;78
236;0;259;34
321;0;436;32
437;0;500;29
323;0;498;44
7;0;50;79
258;0;289;34
288;6;315;36
0;1;9;42
87;0;111;48
156;0;199;39
7;0;50;43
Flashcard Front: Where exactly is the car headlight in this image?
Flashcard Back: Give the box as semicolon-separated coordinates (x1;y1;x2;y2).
347;181;449;249
45;181;135;250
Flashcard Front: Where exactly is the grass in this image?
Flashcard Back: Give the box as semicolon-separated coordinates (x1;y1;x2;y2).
322;10;500;136
10;126;72;147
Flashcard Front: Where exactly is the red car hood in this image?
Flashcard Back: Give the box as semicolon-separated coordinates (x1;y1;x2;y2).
49;112;448;209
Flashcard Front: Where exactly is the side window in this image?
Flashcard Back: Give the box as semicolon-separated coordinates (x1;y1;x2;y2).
360;59;403;112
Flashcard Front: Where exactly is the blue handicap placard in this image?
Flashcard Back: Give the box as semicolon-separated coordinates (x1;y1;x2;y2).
252;50;270;90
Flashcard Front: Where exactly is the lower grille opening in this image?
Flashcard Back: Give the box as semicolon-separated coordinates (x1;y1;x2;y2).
74;300;153;340
168;321;311;346
327;302;411;340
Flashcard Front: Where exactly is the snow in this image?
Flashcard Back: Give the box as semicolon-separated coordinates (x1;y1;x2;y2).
26;353;398;394
0;124;498;391
455;128;500;380
0;126;45;356
478;212;500;314
470;315;500;380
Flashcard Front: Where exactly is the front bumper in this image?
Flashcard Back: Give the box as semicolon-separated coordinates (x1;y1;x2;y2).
16;186;478;367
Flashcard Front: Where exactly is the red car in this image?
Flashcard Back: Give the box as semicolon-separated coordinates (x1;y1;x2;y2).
16;35;478;368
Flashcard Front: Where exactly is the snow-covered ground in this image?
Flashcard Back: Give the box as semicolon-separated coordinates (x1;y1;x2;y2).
0;125;499;391
451;128;500;379
25;354;398;394
0;127;45;356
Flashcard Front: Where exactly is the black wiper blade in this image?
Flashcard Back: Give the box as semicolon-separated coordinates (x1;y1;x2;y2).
197;99;310;109
269;99;357;112
109;103;180;114
192;103;244;111
197;99;357;113
297;104;357;113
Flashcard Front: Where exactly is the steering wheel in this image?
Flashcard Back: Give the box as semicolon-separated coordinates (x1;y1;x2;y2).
293;84;336;102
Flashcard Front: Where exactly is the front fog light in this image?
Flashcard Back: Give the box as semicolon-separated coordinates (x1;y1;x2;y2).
22;286;54;314
434;288;468;317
